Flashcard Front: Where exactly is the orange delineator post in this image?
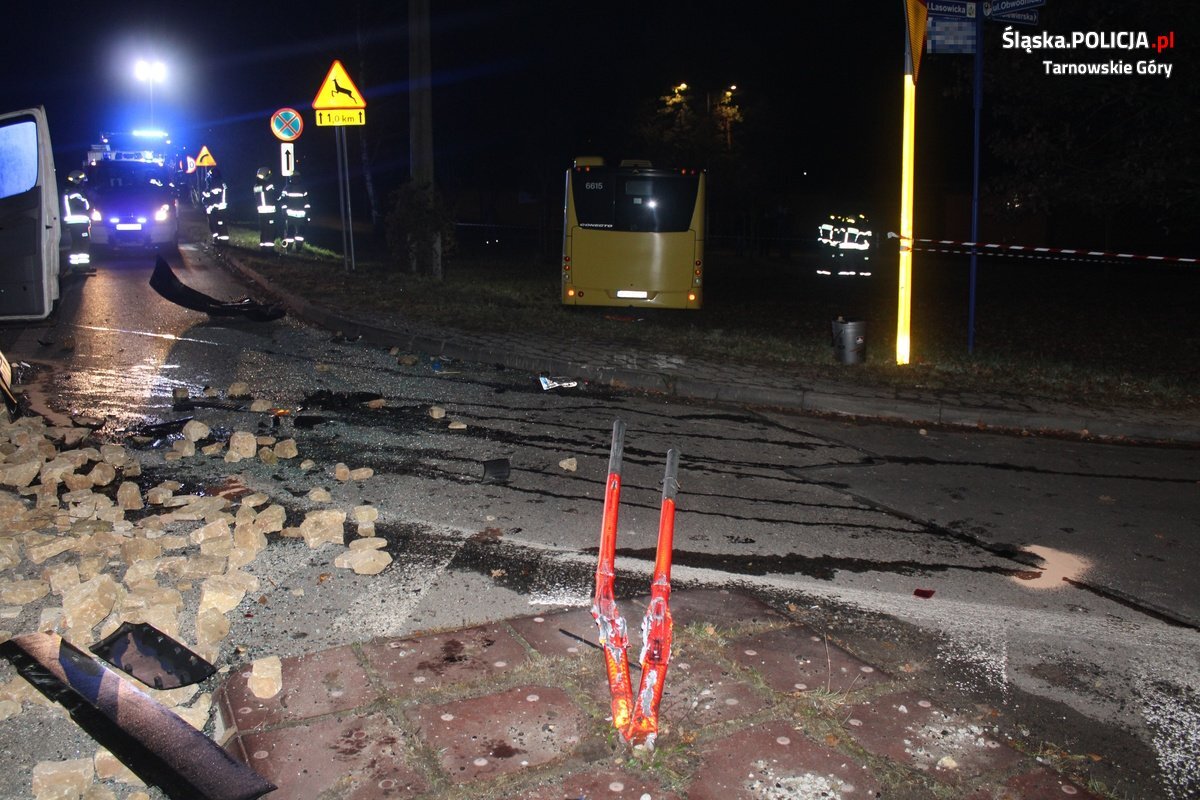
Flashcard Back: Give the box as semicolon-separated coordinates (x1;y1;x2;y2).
591;420;633;734
627;448;679;748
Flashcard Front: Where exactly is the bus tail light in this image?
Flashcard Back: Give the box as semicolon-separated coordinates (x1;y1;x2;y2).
567;288;576;297
687;292;697;302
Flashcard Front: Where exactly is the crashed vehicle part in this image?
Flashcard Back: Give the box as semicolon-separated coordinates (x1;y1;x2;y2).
90;622;216;690
150;257;284;321
0;347;20;418
0;633;276;800
590;420;681;748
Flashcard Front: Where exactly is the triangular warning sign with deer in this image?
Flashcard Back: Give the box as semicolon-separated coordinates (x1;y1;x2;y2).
313;60;366;110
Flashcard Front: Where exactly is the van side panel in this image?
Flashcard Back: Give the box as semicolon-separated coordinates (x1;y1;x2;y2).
0;107;59;320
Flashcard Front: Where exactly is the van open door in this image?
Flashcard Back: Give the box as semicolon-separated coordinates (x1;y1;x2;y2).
0;106;60;320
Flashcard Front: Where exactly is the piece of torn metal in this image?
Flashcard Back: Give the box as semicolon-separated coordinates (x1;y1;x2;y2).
0;347;21;418
539;376;578;390
90;622;216;690
482;458;511;484
150;257;285;322
0;633;275;800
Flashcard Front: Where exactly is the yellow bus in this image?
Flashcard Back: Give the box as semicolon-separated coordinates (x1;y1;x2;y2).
561;157;704;309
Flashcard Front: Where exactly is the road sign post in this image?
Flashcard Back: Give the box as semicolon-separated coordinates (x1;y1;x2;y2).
312;59;367;273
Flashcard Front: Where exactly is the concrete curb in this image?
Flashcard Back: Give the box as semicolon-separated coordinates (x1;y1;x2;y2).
216;251;1200;446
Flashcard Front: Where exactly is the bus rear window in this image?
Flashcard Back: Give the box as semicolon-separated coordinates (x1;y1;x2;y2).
572;171;699;233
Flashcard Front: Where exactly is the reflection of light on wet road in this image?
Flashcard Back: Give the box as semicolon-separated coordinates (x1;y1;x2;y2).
1013;545;1091;589
52;362;200;429
72;324;225;347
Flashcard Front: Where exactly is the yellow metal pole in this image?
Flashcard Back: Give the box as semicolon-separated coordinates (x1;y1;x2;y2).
897;73;916;366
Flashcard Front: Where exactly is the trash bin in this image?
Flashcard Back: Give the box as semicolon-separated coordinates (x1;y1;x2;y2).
831;318;866;364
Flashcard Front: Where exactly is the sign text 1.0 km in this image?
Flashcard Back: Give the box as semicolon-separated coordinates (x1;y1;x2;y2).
315;109;366;127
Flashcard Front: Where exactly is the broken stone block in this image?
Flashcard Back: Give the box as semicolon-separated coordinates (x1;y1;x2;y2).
242;492;268;509
0;460;42;490
120;538;162;564
273;439;298;459
299;459;316;471
198;575;247;615
63;472;94;492
349;537;387;551
356;523;376;538
248;656;282;699
448;420;467;430
26;537;76;565
349;467;374;481
40;456;78;484
253;504;286;534
194;608;230;646
99;444;129;468
122;460;141;478
45;563;81;595
249;399;272;413
559;457;578;472
227;381;251;399
190;519;232;546
172;387;190;402
352;505;379;524
0;698;20;720
428;405;446;419
255;435;276;447
38;606;63;633
365;398;386;410
89;462;117;487
398;353;419;366
116;481;144;511
201;442;225;457
257;447;278;465
306;487;332;503
226;546;256;570
228;431;257;459
333;463;351;481
334;548;392;575
146;485;173;505
200;537;233;558
31;758;93;798
174;692;212;731
232;525;267;555
299;509;346;549
223;450;244;464
36;481;59;510
94;748;144;786
172;440;196;458
61;574;123;634
182;420;210;442
0;578;49;605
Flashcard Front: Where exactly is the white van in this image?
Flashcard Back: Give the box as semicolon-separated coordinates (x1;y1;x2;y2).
0;106;61;320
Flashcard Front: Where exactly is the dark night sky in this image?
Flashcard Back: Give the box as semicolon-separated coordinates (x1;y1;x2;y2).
3;1;1194;245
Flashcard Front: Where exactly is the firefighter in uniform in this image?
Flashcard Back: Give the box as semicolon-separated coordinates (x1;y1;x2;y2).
253;167;277;249
62;170;92;270
201;167;229;243
279;170;311;251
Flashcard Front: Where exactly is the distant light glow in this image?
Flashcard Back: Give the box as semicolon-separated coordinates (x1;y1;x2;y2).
135;59;167;84
132;129;168;139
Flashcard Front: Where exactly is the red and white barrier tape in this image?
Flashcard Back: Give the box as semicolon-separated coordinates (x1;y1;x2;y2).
910;237;1198;264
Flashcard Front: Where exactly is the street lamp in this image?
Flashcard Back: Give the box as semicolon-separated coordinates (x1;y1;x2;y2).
134;59;167;127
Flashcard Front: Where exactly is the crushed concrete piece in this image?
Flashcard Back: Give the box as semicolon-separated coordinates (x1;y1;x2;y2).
36;482;60;510
223;450;243;465
307;487;332;503
62;574;123;633
258;447;278;465
0;540;20;570
172;440;196;458
279;526;302;539
334;463;351;481
233;525;268;555
182;420;210;442
200;537;233;558
153;685;199;707
130;792;151;800
227;382;251;399
94;748;144;785
428;405;446;419
122;561;160;586
448;420;467;430
299;459;316;471
249;399;272;413
201;442;225;456
89;462;117;487
559;457;578;472
349;537;387;551
159;554;227;581
198;575;247;615
228;431;257;459
356;523;376;538
195;608;230;646
334;548;392;575
190;519;232;546
273;439;298;459
398;353;419;366
248;656;283;699
38;606;63;633
174;693;212;731
0;579;50;605
84;786;119;800
365;398;386;409
116;481;144;511
172;387;190;402
226;547;256;570
146;485;173;505
299;509;346;548
165;452;184;462
31;758;93;798
204;386;219;398
349;467;374;481
352;505;379;524
156;535;189;551
123;461;141;477
40;456;78;484
255;436;276;447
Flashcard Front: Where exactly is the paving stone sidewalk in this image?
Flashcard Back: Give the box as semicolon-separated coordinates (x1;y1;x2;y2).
215;590;1099;799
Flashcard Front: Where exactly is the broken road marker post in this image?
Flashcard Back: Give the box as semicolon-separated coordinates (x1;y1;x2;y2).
628;448;680;749
591;419;634;737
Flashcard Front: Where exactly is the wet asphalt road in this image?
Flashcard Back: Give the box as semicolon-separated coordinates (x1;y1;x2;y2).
2;243;1198;798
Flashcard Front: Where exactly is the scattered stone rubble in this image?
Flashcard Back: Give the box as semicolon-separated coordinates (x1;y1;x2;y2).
0;394;395;798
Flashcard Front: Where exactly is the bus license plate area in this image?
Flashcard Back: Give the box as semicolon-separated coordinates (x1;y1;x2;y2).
616;290;649;299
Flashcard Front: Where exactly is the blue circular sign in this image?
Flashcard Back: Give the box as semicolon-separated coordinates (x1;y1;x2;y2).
271;108;304;142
